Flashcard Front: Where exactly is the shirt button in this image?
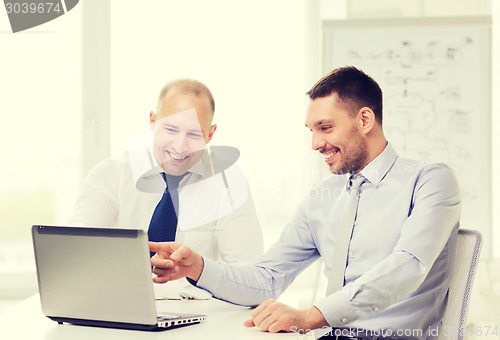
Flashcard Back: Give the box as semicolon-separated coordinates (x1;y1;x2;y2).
349;252;354;259
341;317;348;323
373;307;379;312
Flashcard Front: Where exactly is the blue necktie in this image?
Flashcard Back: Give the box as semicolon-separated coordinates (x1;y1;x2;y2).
148;172;184;257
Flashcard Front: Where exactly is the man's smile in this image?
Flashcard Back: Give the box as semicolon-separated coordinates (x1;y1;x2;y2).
322;148;339;163
166;150;189;161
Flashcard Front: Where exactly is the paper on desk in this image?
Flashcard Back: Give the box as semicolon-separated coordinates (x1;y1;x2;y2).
153;278;213;300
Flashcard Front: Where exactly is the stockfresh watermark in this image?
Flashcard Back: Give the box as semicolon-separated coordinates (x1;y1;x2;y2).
3;0;79;33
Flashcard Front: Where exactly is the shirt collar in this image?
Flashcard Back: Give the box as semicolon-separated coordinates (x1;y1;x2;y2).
187;150;219;179
357;142;398;188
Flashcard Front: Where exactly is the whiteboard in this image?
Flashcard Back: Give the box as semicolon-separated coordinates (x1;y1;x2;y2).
322;17;492;258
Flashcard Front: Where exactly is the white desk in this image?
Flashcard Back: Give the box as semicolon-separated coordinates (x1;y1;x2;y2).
0;295;313;339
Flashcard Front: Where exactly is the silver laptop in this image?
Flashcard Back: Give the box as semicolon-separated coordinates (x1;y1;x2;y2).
31;225;207;331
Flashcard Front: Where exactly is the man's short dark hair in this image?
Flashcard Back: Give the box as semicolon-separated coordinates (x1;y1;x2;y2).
307;66;383;125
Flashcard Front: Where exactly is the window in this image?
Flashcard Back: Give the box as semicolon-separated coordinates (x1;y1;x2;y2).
0;5;82;301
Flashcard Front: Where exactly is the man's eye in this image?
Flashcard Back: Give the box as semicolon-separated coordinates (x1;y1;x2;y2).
321;125;332;131
165;127;177;134
188;132;203;139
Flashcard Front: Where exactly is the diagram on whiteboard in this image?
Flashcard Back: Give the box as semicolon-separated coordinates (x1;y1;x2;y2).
323;19;491;256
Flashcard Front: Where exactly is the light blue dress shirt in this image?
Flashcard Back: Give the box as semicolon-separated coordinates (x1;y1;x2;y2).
197;144;461;339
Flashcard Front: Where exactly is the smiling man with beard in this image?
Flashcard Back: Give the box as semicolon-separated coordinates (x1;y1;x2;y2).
150;67;461;340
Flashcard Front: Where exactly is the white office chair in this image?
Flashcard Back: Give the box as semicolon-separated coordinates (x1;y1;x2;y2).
439;228;483;340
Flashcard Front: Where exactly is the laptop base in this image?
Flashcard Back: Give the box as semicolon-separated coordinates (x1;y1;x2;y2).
48;315;204;331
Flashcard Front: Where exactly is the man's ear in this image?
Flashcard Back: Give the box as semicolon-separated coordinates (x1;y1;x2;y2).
149;111;156;130
359;107;375;134
206;124;217;143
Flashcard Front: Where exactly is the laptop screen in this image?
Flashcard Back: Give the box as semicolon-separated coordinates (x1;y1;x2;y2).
32;225;158;326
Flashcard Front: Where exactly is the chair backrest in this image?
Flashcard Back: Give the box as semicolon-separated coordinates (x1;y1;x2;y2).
439;228;482;340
